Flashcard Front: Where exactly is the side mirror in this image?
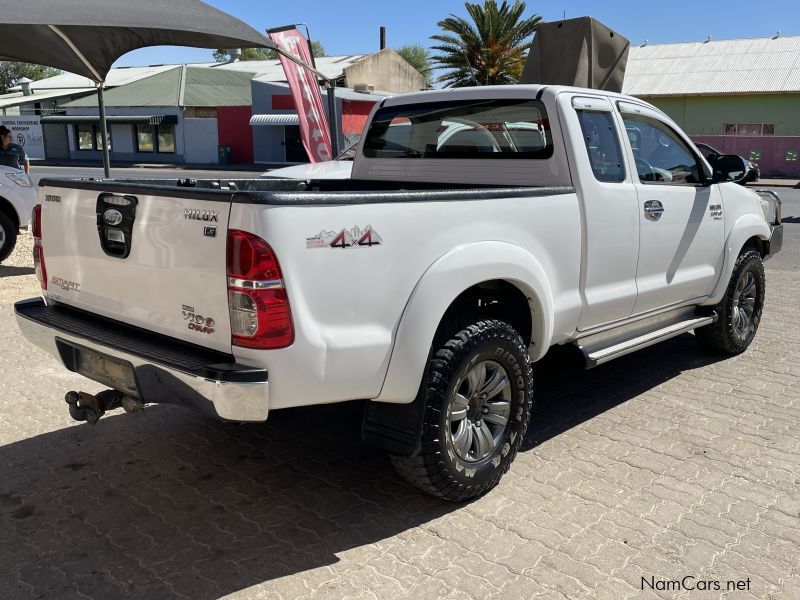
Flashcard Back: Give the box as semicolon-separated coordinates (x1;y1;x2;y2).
713;154;749;183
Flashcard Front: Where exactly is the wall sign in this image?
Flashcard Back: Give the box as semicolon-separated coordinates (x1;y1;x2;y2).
0;116;45;159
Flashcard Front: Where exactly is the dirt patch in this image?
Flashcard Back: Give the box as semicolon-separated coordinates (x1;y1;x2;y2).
0;231;40;303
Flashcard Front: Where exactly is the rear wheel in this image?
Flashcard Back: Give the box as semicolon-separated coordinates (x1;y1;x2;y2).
391;318;533;502
0;210;18;263
696;248;765;354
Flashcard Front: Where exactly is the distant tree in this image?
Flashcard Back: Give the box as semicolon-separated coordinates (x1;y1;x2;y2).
213;41;327;62
396;44;433;84
431;0;541;87
0;62;60;94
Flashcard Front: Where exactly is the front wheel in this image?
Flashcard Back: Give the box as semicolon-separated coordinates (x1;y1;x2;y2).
0;211;17;263
696;248;765;354
391;319;533;502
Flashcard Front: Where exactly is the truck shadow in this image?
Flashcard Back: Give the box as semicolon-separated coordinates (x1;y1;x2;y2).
522;332;724;450
0;265;34;277
0;333;723;598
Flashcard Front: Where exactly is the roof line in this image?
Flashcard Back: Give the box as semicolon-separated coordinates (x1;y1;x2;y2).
631;33;800;47
633;90;800;98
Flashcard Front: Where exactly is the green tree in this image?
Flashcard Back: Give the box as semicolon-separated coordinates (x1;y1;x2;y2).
213;41;327;62
0;62;60;94
430;0;541;87
396;44;433;84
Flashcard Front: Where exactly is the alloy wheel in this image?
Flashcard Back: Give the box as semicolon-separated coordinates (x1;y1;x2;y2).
447;360;512;462
732;270;758;342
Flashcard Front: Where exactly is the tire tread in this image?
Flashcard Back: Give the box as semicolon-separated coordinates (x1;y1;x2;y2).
391;316;533;502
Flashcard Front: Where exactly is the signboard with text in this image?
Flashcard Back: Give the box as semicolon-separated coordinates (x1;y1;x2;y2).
0;116;45;159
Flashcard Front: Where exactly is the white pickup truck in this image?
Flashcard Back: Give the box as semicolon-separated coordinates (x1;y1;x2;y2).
16;85;783;501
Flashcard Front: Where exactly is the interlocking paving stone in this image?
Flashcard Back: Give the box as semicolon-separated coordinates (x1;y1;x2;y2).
0;269;798;599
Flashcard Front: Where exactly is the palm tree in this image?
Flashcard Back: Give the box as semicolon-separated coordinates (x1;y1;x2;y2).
431;1;541;87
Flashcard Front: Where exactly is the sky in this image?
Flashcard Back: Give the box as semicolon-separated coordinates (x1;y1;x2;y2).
115;0;800;67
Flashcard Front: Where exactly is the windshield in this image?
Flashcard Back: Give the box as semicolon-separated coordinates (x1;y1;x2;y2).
362;98;553;160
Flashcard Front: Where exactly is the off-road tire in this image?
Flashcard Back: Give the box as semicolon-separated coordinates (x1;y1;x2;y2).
391;318;534;502
0;210;17;263
696;248;765;354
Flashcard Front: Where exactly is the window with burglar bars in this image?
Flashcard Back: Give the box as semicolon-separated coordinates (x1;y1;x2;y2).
724;123;775;136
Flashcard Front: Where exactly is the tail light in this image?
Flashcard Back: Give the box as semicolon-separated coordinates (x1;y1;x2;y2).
227;230;294;349
32;205;47;291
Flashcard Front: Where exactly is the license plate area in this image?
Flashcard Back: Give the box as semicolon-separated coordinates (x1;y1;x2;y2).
56;338;140;398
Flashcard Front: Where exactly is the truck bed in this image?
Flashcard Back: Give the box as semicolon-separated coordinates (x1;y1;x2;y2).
39;177;575;206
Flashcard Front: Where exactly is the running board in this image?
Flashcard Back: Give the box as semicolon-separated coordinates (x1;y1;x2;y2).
579;315;717;368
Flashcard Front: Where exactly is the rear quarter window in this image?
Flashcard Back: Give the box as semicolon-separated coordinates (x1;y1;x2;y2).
576;110;625;183
362;98;554;160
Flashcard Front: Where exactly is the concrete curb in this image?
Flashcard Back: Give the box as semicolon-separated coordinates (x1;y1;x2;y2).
749;180;800;189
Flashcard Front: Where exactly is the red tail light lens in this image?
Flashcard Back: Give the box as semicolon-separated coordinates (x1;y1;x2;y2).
32;205;46;290
227;230;283;281
227;230;293;349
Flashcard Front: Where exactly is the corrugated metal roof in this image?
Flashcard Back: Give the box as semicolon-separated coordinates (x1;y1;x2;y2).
250;114;300;126
0;87;95;109
56;55;370;109
255;80;391;102
623;35;800;96
8;64;180;92
41;114;177;125
207;55;366;81
63;66;256;108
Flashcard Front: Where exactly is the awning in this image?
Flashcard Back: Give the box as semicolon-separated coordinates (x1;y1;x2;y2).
40;115;178;125
250;113;300;127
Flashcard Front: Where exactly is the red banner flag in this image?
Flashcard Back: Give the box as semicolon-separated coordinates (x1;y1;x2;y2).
269;28;332;163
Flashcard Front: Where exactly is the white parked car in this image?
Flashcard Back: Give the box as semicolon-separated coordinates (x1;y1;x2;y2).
16;85;782;501
0;164;36;262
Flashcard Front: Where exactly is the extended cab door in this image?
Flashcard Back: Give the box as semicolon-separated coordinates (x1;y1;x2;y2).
617;102;725;314
560;95;640;330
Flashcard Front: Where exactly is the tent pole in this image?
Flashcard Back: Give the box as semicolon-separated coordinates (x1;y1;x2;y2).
97;84;111;178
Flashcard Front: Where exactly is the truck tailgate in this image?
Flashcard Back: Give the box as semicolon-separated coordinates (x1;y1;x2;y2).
40;184;233;353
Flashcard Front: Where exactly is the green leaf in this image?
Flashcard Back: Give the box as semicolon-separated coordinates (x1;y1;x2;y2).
430;0;541;87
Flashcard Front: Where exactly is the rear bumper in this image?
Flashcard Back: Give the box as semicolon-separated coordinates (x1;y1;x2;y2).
14;298;269;422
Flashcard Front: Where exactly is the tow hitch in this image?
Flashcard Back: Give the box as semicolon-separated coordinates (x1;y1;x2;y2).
65;390;145;425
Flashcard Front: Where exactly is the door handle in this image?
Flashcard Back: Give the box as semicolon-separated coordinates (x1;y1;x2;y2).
644;200;664;221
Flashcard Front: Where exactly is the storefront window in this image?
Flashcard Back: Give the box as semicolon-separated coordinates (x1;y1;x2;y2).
77;124;94;151
723;123;775;136
136;123;175;153
95;127;112;151
136;124;155;152
76;124;111;151
157;124;176;153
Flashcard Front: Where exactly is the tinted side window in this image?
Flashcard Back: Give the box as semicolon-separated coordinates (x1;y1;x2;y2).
576;110;625;183
622;114;701;184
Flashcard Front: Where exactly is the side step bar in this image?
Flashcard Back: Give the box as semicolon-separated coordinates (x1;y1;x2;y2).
579;314;717;368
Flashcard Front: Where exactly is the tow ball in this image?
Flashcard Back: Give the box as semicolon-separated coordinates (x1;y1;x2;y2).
64;390;144;425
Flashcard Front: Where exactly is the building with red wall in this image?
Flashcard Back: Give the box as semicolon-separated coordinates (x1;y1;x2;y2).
249;80;389;164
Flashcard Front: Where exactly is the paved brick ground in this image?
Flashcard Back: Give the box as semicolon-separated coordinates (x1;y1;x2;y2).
0;269;798;600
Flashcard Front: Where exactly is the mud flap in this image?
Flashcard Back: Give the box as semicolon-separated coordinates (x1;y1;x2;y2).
361;381;427;456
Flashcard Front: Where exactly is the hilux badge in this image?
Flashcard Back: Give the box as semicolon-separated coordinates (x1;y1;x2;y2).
185;209;219;222
103;209;123;226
